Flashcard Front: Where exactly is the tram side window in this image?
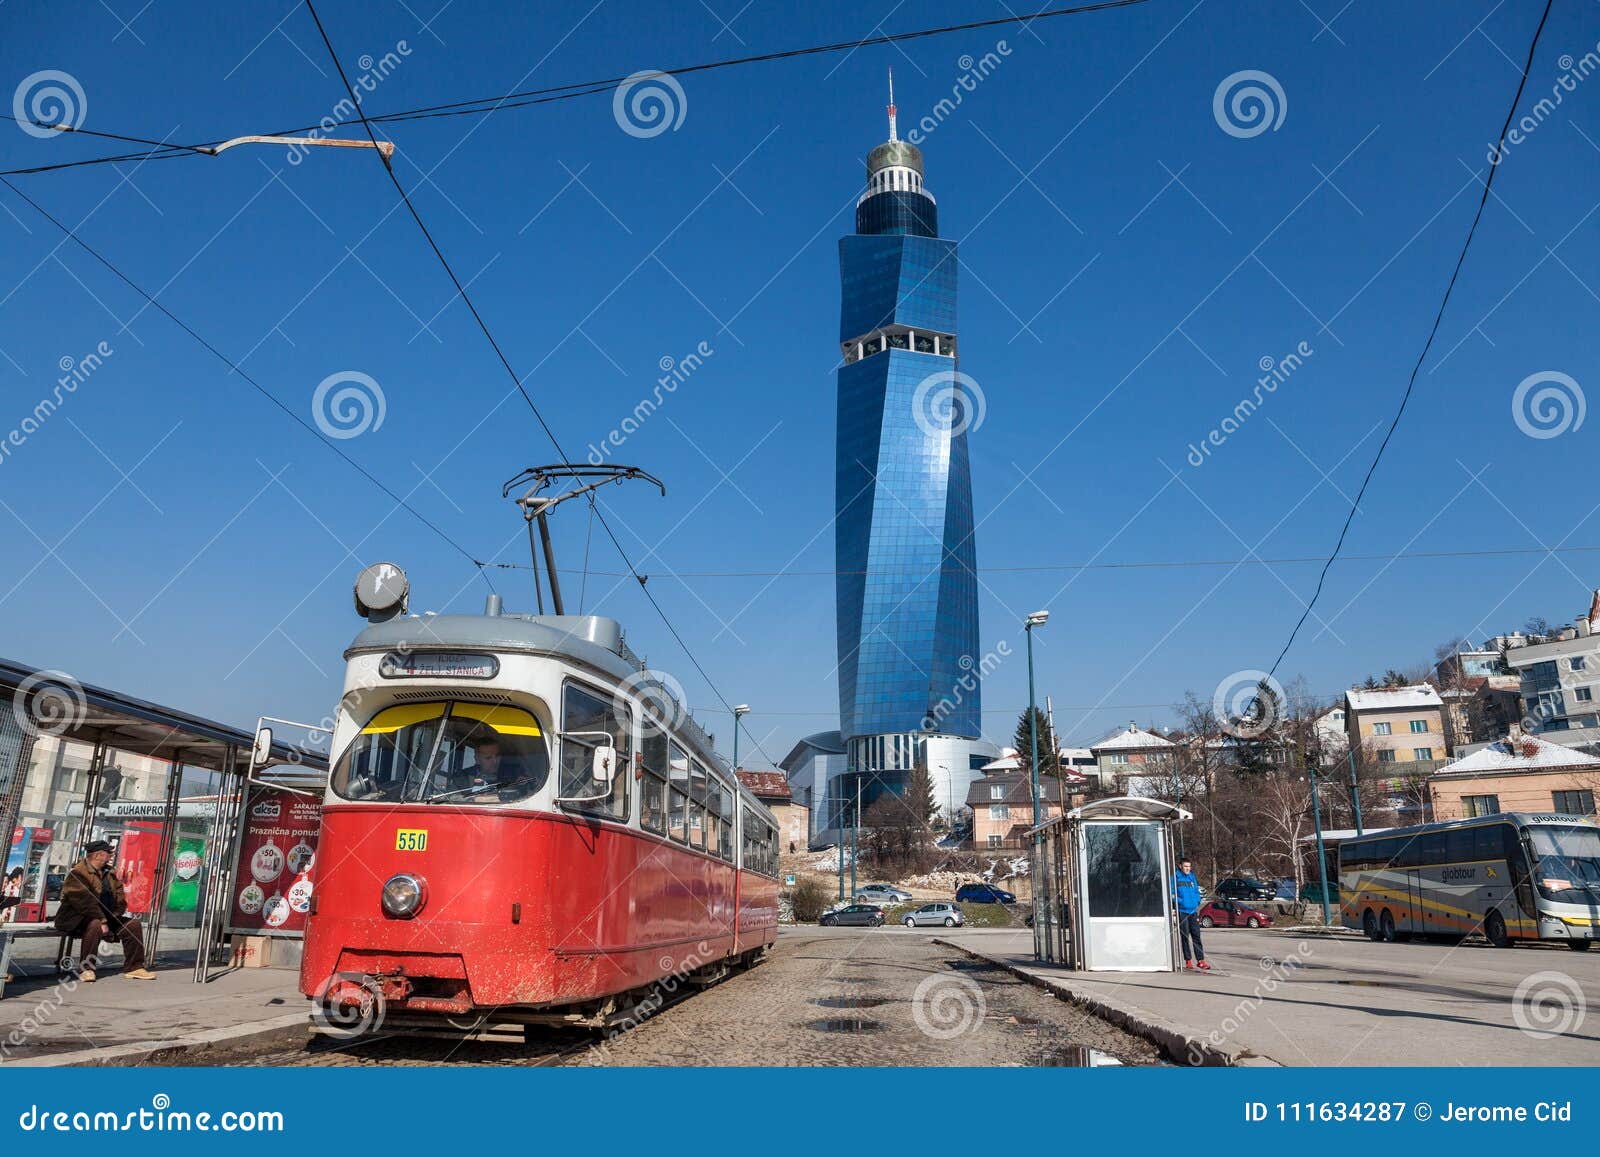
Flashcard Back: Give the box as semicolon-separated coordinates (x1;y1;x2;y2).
639;729;668;836
668;745;690;844
688;762;709;851
559;683;631;819
709;777;734;861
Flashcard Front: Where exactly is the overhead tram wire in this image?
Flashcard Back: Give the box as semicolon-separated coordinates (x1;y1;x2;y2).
478;542;1600;580
302;0;789;767
1259;0;1556;689
0;175;495;591
3;0;1157;177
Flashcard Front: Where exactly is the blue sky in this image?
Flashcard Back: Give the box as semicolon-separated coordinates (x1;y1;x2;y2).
2;0;1598;766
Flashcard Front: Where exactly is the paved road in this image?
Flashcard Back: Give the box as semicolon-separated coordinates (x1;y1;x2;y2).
205;927;1161;1067
944;927;1600;1066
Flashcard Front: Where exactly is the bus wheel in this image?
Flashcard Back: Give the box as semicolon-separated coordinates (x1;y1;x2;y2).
1379;910;1397;942
1362;909;1379;940
1567;940;1592;951
1483;910;1512;949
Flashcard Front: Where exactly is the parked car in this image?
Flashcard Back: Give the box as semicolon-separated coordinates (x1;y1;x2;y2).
1024;902;1070;929
1197;899;1273;928
819;904;885;928
902;902;964;928
955;883;1016;904
1273;878;1297;901
1213;876;1276;902
1299;880;1340;904
857;883;913;904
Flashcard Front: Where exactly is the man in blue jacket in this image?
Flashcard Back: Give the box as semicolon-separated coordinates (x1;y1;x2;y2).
1172;858;1209;970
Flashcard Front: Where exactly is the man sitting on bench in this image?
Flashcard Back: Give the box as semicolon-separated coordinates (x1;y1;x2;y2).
55;841;155;982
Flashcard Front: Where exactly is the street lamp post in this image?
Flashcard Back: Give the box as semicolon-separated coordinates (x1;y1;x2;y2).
731;704;749;772
1024;612;1050;827
1025;610;1049;960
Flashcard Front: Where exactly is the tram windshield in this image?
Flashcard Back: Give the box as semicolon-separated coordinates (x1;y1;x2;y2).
331;701;551;804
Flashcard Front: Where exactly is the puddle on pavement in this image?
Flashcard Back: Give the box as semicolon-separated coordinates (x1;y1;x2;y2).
814;996;891;1009
1037;1045;1128;1067
806;1017;887;1034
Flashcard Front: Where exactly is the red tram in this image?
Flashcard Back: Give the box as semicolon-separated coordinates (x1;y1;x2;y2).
300;572;779;1035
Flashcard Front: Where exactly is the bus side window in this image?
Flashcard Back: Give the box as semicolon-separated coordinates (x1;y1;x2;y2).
1443;829;1474;864
1472;825;1502;862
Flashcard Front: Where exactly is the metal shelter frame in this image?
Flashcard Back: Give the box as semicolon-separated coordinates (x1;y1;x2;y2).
1030;796;1191;970
0;658;326;982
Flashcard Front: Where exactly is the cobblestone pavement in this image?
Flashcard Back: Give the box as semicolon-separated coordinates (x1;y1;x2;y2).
192;928;1160;1067
576;928;1161;1066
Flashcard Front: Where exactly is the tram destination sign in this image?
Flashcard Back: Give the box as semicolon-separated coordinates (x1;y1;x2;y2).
380;651;500;679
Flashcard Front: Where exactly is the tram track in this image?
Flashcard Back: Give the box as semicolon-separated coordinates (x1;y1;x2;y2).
202;953;755;1068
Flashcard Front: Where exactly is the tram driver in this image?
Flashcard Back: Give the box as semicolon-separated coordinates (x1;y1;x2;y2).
447;736;536;798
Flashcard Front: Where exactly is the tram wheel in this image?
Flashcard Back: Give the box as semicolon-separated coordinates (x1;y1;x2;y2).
1362;909;1378;940
1378;910;1397;942
1483;910;1512;949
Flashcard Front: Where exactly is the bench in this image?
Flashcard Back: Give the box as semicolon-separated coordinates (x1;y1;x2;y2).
0;925;77;998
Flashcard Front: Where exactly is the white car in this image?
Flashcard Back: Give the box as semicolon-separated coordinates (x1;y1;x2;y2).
902;902;964;928
856;884;913;905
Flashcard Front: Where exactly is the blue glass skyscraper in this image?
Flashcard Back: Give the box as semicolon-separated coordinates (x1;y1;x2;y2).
832;79;984;824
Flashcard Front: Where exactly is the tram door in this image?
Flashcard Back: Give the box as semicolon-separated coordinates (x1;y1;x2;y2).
1075;820;1174;972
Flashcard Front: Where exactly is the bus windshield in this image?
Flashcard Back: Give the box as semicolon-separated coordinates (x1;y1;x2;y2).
331;701;551;804
1528;824;1600;891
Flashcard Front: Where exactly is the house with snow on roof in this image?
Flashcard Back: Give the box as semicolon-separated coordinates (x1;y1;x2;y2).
1428;729;1599;820
1344;684;1447;775
1089;722;1174;793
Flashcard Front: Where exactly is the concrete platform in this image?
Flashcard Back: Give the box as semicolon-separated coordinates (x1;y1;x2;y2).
938;926;1600;1066
0;961;308;1067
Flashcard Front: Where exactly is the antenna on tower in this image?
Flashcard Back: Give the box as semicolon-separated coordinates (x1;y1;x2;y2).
887;67;898;142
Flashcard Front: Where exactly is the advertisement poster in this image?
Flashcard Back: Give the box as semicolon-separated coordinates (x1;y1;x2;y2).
227;787;321;937
116;822;163;915
166;835;205;912
6;825;53;923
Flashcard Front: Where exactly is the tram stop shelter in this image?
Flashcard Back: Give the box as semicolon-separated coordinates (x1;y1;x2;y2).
0;657;325;991
1029;796;1190;972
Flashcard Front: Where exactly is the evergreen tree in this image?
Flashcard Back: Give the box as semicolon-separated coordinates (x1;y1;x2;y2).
1013;706;1061;777
905;763;938;829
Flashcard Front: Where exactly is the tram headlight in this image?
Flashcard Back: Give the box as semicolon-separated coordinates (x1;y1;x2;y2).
380;874;427;918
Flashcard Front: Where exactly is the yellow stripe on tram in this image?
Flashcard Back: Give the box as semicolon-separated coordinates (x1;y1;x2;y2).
361;703;447;734
451;702;543;736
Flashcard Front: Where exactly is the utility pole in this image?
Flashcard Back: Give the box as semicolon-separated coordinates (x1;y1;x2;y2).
1347;746;1364;836
836;778;845;901
1308;762;1332;926
850;776;859;900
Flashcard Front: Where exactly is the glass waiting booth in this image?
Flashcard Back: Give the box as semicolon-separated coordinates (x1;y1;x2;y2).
0;659;326;980
1031;797;1190;972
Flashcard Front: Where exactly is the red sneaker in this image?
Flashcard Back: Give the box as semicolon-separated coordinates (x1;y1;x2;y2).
1196;960;1212;970
1183;960;1195;970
